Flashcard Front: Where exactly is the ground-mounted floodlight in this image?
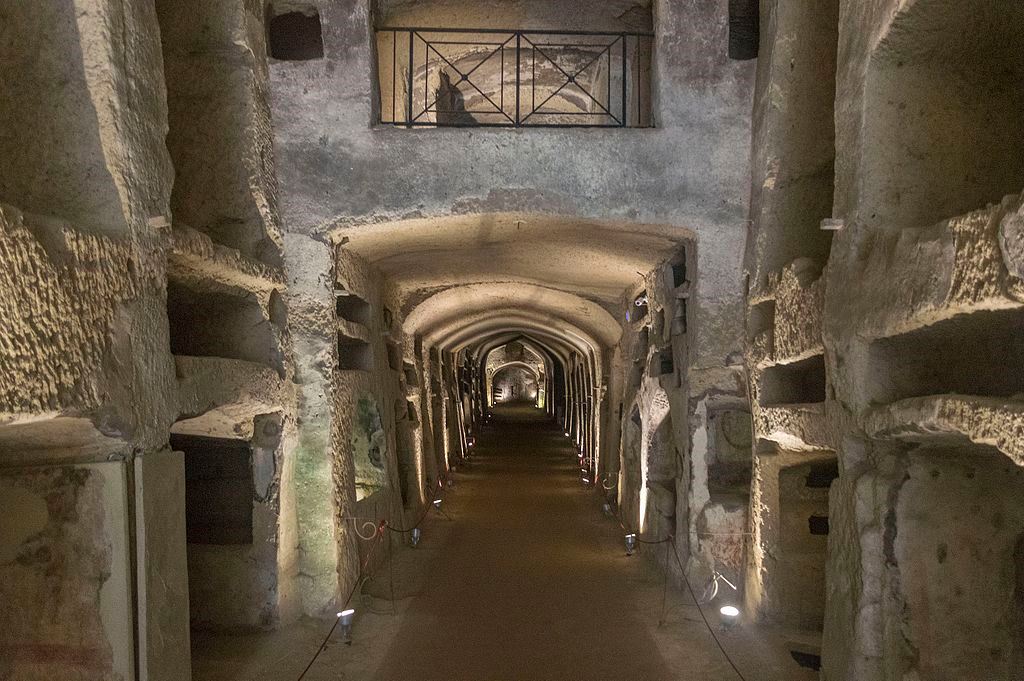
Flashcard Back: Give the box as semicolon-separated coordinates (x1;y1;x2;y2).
433;497;443;511
719;605;740;629
602;501;613;516
624;533;637;555
410;527;421;547
337;608;355;643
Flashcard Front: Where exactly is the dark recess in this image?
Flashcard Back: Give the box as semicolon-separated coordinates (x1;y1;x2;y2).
267;7;324;61
672;260;687;288
338;337;373;371
808;514;830;536
176;434;254;545
790;650;822;671
806;460;839;488
728;0;759;60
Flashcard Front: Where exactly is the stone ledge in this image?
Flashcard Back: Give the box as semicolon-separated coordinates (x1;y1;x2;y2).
754;403;833;452
173;355;287;439
864;394;1024;466
770;261;825;364
168;224;285;295
828;191;1024;342
337;318;371;343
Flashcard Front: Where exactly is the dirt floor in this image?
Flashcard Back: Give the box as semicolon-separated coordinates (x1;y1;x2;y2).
192;404;818;680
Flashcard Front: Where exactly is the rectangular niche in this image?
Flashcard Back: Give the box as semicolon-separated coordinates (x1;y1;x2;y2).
866;308;1024;405
707;409;754;501
671;259;688;289
805;460;839;489
403;362;419;387
166;280;278;369
776;458;834;631
335;290;372;326
386;342;402;371
747;299;776;342
653;349;674;376
862;1;1024;232
671;299;687;336
759;354;826;406
174;434;254;545
266;4;324;61
628;291;649;323
338;337;373;372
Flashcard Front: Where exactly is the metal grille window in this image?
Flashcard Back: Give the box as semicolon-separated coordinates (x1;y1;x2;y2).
376;28;654;127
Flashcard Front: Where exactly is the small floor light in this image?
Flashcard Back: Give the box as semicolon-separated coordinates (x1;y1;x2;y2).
337;608;355;644
625;533;637;555
410;527;421;547
602;501;613;516
719;605;740;629
433;497;443;511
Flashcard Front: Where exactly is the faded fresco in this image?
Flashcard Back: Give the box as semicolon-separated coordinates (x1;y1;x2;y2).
352;395;388;499
0;462;132;681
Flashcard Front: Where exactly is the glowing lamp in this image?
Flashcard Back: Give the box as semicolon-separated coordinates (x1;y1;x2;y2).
719;605;740;629
337;608;355;643
624;533;637;555
410;527;421;547
433;498;443;511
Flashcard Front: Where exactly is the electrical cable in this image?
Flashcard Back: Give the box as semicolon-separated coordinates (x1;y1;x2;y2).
657;538;671;626
667;536;749;681
296;520;386;681
388;528;397;616
604;495;747;681
386;477;447;534
611;509;672;545
298;471;457;679
350;518;383;541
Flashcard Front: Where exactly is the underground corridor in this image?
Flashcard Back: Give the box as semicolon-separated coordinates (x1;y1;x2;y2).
192;401;816;681
3;1;1024;681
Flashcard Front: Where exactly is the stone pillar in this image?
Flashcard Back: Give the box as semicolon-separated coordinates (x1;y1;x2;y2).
283;233;345;615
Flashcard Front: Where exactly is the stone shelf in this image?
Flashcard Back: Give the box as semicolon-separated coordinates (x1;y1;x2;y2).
173;355;288;440
754;403;833;453
864;394;1024;466
0;415;131;463
337;318;371;343
746;259;825;370
169;224;285;295
829;192;1024;343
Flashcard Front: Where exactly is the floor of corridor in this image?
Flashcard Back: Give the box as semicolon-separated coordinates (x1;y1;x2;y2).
192;405;818;681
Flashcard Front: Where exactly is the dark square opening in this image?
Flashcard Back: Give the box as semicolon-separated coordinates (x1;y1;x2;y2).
175;434;254;545
335;290;372;326
338;337;373;371
267;6;324;61
759;354;827;406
